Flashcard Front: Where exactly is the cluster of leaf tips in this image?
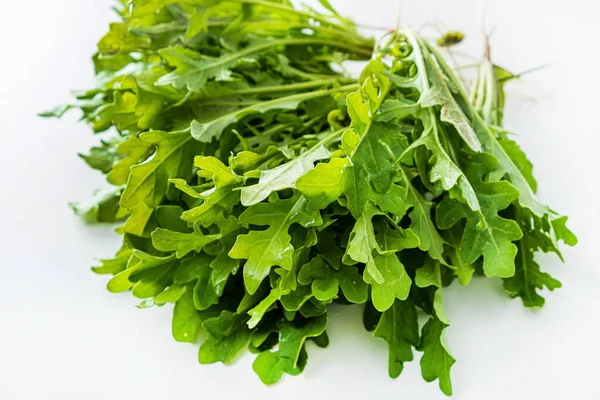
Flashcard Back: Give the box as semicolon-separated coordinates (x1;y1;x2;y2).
46;0;577;396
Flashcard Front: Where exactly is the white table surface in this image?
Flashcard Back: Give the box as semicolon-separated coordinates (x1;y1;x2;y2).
1;1;599;399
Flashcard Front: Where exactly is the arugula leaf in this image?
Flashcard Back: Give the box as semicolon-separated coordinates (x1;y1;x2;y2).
151;227;221;258
240;131;336;206
107;251;176;293
373;299;419;378
436;153;523;277
172;287;203;343
418;316;455;396
344;205;383;283
121;130;201;212
296;157;350;209
503;208;563;307
298;256;368;303
253;315;328;384
402;169;447;263
70;187;128;223
199;311;251;364
230;195;322;294
365;222;418;312
181;157;242;226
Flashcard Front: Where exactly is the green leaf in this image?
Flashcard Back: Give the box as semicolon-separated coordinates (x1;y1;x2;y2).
184;255;221;311
121;130;201;212
122;202;154;237
343;121;409;217
366;254;412;312
107;135;154;186
92;247;133;275
181;157;241;226
420;49;482;152
98;23;150;55
503;208;565;307
230;196;322;294
191;94;307;143
79;138;123;174
402;169;447;263
247;290;280;329
364;221;419;311
70;187;128;223
403;115;482;216
154;285;187;305
344;206;383;283
436;153;523;278
415;260;450;324
240;136;333;206
199;311;251;364
425;41;550;218
550;215;578;246
253;315;328;384
107;251;176;293
296;157;350;210
373;299;419;378
155;205;191;233
445;227;474;285
131;263;175;299
418;316;455;396
499;137;537;192
151;227;221;258
298;256;368;303
172;288;202;343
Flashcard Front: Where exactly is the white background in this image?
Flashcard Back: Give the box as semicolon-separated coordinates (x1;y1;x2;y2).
1;1;599;399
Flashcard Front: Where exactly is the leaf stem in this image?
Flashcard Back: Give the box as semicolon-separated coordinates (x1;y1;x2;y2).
226;83;359;117
227;78;352;97
227;0;354;32
190;37;371;76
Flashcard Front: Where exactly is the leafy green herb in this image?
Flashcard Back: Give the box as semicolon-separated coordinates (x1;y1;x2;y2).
46;1;576;396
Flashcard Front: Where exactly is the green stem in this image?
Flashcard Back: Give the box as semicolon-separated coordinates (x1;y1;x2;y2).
200;37;372;73
227;0;353;32
321;127;346;143
230;78;351;97
233;83;359;115
247;114;312;139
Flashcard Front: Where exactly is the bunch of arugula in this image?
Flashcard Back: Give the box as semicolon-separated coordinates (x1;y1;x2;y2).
45;0;576;396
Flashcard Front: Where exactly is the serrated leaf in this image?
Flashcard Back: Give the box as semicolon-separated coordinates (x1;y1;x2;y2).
121;130;201;212
107;135;154;186
240;139;332;206
298;256;367;303
402;169;447;263
374;299;419;378
181;157;241;226
436;153;522;278
418;316;455;396
344;206;383;283
199;311;251;364
296;157;349;211
191;94;307;143
151;227;221;258
107;251;176;293
230;196;322;294
503;208;564;307
253;315;327;384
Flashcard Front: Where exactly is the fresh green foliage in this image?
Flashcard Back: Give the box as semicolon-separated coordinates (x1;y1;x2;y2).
46;1;576;396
